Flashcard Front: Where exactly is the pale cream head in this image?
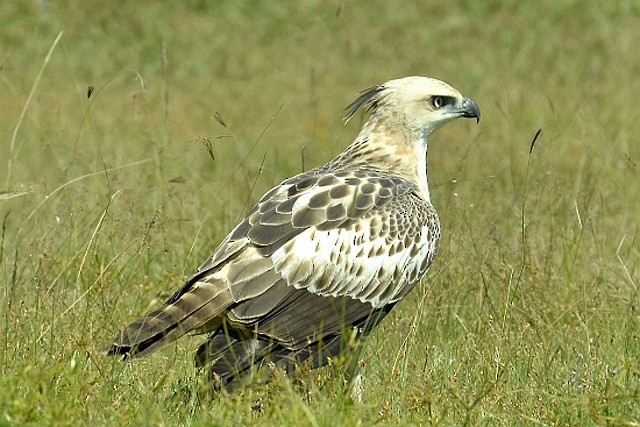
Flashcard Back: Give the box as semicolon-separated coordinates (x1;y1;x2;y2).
340;76;481;199
345;76;480;139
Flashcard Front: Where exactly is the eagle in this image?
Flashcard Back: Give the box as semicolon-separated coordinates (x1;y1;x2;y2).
106;76;480;390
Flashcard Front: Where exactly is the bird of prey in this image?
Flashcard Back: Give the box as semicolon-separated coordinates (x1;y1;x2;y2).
106;76;480;390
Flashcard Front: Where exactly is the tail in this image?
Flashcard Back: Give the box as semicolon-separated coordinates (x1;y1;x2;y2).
106;279;234;358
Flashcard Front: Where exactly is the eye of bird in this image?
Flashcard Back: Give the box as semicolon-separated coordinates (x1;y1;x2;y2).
430;95;452;109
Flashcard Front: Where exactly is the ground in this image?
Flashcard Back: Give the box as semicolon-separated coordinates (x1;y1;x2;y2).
1;1;638;425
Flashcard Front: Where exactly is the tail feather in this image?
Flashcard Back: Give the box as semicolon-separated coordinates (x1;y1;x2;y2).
107;283;234;357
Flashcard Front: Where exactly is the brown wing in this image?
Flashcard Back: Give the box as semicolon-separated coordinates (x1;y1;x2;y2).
106;168;439;366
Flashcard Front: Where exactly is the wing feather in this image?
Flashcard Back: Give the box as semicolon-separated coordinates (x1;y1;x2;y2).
261;181;439;307
107;168;439;362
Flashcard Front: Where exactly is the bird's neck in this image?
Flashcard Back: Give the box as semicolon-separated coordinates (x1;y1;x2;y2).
331;116;431;200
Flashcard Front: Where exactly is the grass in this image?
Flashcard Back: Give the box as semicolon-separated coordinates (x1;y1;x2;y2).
1;1;639;425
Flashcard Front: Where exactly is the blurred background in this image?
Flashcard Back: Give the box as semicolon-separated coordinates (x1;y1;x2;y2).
1;1;638;424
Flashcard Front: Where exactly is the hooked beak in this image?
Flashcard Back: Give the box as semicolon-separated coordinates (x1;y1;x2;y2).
459;97;481;123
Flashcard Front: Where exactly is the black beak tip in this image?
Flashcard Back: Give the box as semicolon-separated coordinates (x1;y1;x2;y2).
461;97;481;123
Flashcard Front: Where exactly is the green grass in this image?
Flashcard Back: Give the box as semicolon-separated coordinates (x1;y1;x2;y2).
1;1;639;425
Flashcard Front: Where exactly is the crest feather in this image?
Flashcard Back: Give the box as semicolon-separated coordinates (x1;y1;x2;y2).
343;85;385;124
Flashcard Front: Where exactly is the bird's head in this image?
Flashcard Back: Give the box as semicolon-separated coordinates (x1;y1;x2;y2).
344;76;480;140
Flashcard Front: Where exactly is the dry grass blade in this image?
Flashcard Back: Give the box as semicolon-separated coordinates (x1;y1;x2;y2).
5;31;63;187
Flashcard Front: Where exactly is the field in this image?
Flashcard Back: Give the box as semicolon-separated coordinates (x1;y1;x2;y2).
1;1;639;425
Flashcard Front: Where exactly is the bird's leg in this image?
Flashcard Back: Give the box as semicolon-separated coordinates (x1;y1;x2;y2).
342;327;367;403
346;360;365;404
